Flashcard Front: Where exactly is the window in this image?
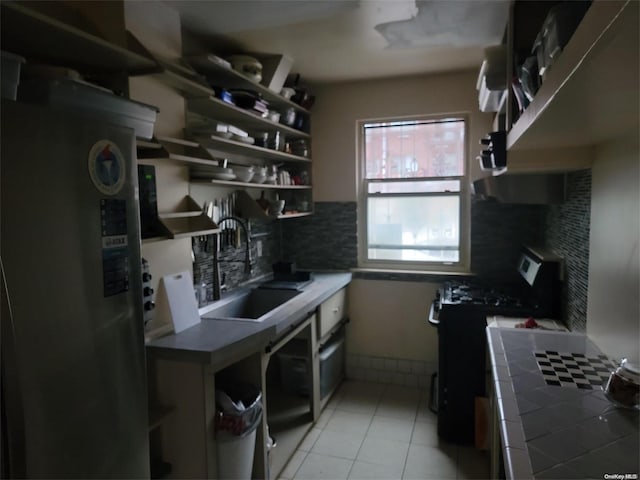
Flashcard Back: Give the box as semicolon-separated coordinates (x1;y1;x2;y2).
358;116;469;271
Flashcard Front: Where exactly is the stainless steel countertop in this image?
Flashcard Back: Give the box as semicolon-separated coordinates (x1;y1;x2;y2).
146;272;352;366
486;326;639;479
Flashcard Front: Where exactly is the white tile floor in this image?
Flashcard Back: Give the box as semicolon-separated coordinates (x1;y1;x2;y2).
278;380;490;480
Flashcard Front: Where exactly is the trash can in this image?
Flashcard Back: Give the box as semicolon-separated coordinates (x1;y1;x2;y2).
215;383;263;480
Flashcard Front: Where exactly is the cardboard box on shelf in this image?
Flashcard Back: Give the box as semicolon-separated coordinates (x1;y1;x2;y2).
250;53;294;94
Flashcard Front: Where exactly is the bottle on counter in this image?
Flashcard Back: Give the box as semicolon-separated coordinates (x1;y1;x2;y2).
195;268;208;308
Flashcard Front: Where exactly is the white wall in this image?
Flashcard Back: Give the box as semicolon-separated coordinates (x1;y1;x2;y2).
311;70;492;202
347;280;439;364
587;130;640;362
313;71;492;363
125;1;194;335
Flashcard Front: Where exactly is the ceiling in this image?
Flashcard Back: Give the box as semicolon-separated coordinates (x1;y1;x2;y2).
165;0;509;84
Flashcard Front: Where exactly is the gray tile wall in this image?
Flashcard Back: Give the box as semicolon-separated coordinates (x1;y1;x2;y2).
281;202;358;270
194;178;592;332
193;219;282;302
470;199;546;283
543;170;591;332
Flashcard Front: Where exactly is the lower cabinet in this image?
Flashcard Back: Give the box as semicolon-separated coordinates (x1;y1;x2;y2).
148;310;347;479
150;348;266;479
264;321;347;478
262;314;319;479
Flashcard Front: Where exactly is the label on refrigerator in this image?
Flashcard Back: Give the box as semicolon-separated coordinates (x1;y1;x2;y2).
100;198;129;297
88;140;126;195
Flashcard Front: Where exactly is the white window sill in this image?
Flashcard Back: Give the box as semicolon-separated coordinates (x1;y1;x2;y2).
350;267;477;281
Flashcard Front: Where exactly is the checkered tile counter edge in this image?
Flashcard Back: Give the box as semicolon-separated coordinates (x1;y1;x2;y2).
534;350;614;389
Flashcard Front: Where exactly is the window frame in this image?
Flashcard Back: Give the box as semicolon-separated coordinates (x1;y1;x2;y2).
356;113;471;273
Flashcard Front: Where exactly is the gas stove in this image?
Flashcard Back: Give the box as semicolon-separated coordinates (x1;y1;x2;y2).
437;281;541;316
427;247;564;445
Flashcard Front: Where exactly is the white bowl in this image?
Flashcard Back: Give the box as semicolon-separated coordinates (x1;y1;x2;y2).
267;110;281;123
270;200;285;216
233;165;255;174
281;87;295;100
251;174;267;184
234;170;254;183
227;55;262;82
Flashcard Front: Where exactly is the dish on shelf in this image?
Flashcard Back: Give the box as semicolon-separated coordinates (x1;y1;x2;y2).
233;134;255;145
281;87;295;100
210;173;237;181
233;168;254;183
213;131;233;140
232;164;254;173
251;174;267;184
191;171;236;181
192;165;234;175
226;55;262;83
267;110;281;123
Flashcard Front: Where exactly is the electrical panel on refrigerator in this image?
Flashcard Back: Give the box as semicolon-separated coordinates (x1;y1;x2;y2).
142;258;155;327
138;164;162;239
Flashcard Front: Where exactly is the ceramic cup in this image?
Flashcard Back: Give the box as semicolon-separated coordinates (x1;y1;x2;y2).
271;200;285;216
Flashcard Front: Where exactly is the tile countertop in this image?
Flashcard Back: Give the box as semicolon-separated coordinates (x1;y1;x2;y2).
486;326;639;480
146;272;352;366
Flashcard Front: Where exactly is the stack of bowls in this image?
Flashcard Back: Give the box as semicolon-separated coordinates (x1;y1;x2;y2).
232;165;254;183
251;166;267;184
191;165;235;180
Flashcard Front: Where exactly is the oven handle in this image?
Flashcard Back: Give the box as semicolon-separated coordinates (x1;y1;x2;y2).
428;300;440;326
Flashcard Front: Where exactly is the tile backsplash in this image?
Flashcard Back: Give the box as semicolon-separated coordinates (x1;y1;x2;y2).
470;170;592;330
194;176;592;330
470;199;546;282
193;218;281;302
282;202;358;270
543;170;591;332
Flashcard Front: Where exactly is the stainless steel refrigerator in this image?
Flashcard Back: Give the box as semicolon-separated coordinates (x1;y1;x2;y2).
1;99;150;478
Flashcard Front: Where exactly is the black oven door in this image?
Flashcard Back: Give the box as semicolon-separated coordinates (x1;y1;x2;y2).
436;305;488;445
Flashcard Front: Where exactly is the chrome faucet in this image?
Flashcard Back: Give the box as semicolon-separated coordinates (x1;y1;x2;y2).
213;216;253;300
218;216;252;274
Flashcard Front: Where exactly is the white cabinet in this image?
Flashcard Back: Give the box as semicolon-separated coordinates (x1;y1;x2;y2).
318;288;347;341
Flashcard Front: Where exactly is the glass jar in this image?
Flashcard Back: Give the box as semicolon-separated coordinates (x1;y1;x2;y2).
268;131;283;151
603;358;640;410
284;107;296;126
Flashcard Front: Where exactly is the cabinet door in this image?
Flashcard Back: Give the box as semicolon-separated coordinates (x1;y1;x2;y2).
318;288;347;340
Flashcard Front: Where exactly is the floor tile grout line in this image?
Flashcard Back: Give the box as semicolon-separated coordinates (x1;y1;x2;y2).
291;380;447;480
334;381;383;479
344;383;381;479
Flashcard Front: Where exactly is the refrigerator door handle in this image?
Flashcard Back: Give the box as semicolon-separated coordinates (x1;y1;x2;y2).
1;256;27;478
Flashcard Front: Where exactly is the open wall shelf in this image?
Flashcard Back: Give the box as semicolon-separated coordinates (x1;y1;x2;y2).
1;1;156;73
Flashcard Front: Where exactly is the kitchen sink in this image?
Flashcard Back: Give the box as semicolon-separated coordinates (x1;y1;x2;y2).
202;287;301;321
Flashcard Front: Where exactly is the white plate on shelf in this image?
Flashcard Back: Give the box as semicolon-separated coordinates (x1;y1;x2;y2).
210;173;236;181
192;172;236;181
232;134;255;145
213;131;233;140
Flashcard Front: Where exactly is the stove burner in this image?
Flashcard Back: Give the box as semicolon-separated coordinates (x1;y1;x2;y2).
441;281;536;314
